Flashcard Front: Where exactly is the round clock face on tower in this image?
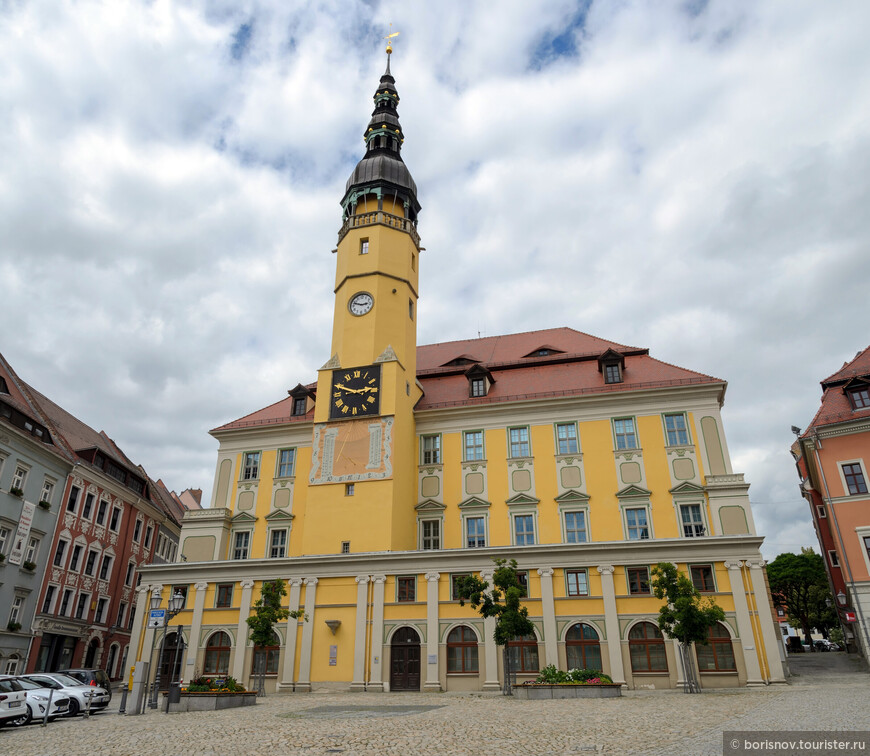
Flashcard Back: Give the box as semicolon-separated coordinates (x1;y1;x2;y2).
348;292;374;316
330;365;381;419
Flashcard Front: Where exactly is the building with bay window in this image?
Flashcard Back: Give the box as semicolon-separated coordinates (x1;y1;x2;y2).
130;47;785;693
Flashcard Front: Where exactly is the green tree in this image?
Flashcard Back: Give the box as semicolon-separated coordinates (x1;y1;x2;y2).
246;579;307;696
455;558;535;695
651;562;725;694
767;550;834;648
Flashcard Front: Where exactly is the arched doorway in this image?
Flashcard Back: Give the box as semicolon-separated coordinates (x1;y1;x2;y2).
390;627;421;691
158;631;185;690
105;644;119;679
84;638;99;668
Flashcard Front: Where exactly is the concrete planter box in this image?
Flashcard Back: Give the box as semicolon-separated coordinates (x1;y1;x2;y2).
167;692;258;712
513;684;622;700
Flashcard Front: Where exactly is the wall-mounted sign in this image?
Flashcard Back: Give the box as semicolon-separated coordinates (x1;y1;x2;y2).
329;645;338;666
844;610;857;622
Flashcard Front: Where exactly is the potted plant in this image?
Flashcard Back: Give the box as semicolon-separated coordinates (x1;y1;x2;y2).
38;500;51;510
513;665;622;700
7;621;22;632
0;553;5;563
9;486;23;497
22;560;37;572
170;675;257;712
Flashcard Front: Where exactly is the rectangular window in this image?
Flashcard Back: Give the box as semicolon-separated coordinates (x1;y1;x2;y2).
816;504;826;519
627;567;650;595
125;562;135;587
421;435;442;464
269;529;287;559
466;517;486;548
84;550;98;576
82;493;95;520
625;508;650;540
75;593;89;620
828;550;840;567
292;397;307;416
69;544;83;572
604;363;622;384
566;569;588;596
11;464;28;491
341;541;350;554
397;576;416;602
680;503;705;537
59;589;74;616
409;298;414;320
463;431;484;461
133;519;142;542
173;585;188;608
96;500;108;526
451;573;471;600
422;520;441;550
0;526;10;555
556;423;578;454
144;525;153;548
345;483;355;496
216;583;233;608
360;239;369;255
42;585;56;614
516;571;529;597
849;388;870;409
99;555;113;580
116;602;127;628
843;463;868;495
509;427;530;458
53;539;68;568
613;418;638;450
233;532;250;560
277;448;296;477
564;511;587;543
95;597;108;624
470;378;486;397
109;507;122;532
690;565;715;592
664;413;689;446
9;595;24;625
25;537;40;564
243;452;260;481
41;478;55;505
514;514;535;545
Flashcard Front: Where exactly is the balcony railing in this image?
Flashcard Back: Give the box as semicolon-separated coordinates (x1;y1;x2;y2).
338;210;420;248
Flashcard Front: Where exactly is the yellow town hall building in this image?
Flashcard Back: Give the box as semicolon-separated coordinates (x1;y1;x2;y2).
130;49;786;692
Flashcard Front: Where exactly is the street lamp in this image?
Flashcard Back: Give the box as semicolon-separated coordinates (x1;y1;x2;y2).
837;590;847;606
148;590;185;709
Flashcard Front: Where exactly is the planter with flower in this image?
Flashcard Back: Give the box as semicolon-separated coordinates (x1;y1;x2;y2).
169;675;257;712
513;665;622;699
38;500;51;510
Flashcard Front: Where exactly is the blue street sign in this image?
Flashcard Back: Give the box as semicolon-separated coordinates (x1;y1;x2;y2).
148;609;166;628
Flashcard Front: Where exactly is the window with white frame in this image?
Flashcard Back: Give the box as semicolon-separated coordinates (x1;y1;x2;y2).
144;524;153;549
75;592;89;620
680;503;705;537
53;539;68;568
555;423;578;454
69;544;83;572
509;427;530;458
84;549;99;576
564;510;587;543
242;451;260;480
421;435;441;464
233;531;250;560
0;526;9;555
664;413;689;446
42;585;57;614
11;464;28;491
421;519;441;550
82;492;95;520
41;477;55;505
66;486;81;513
96;499;109;526
842;463;868;495
277;448;296;478
514;514;535;545
828;550;840;567
269;529;288;558
613;418;638;450
133;518;142;542
59;588;74;616
3;657;20;675
95;597;108;624
116;601;127;628
566;569;588;596
9;595;24;625
465;516;486;548
463;431;485;461
109;506;122;532
125;561;135;586
625;508;650;540
99;554;113;580
816;504;826;519
24;536;40;564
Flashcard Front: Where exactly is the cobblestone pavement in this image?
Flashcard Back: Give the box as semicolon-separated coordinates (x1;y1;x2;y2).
4;655;868;756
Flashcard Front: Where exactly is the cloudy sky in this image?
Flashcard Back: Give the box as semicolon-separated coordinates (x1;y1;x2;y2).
2;0;868;560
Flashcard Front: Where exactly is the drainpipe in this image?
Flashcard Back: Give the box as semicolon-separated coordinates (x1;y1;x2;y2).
811;434;870;656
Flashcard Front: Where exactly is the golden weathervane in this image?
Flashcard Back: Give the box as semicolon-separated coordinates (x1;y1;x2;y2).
385;25;399;55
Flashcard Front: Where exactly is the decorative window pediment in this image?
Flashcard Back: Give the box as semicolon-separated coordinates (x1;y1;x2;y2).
615;484;652;500
231;511;257;523
264;510;295;522
458;496;491;509
669;482;705;496
505;493;539;506
465;364;495;397
415;499;447;512
554;490;590;504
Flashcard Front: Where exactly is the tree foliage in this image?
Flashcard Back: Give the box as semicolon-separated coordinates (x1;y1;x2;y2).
651;562;725;645
246;579;306;695
767;550;835;642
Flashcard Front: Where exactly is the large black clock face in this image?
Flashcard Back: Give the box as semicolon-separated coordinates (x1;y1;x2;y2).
330;365;381;419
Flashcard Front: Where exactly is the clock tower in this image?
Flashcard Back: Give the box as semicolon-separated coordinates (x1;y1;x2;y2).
304;44;423;554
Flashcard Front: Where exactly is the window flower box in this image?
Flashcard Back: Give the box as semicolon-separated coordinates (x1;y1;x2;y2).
9;487;23;498
6;621;22;633
22;560;37;572
38;500;51;510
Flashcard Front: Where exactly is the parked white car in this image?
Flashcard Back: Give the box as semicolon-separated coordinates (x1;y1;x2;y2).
0;677;28;728
19;673;110;716
8;676;70;725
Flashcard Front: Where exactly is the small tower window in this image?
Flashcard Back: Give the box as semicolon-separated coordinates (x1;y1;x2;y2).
345;484;355;496
341;541;351;554
409;299;414;320
470;378;486;397
360;239;369;255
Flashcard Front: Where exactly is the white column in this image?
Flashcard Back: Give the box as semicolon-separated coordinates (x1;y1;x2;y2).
351;575;370;692
424;572;441;691
145;584;163;677
127;585;151;668
369;575;386;692
671;639;686;690
724;561;764;686
296;577;318;692
480;569;500;691
181;582;208;683
597;566;625;686
747;559;787;683
537;568;558;667
277;577;303;692
232;579;255;682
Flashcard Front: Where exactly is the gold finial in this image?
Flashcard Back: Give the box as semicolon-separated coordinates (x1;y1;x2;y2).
385;24;399;55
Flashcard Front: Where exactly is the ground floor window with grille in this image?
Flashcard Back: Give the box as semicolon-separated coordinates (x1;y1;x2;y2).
251;631;281;675
695;623;736;671
507;634;539;673
446;625;479;673
204;631;231;675
628;622;668;673
565;623;602;670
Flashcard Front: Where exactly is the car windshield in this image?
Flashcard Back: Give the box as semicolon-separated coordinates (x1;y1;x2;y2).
16;678;45;690
51;673;87;687
0;679;23;692
26;676;62;689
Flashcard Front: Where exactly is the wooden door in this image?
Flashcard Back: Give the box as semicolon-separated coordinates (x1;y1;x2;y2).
390;627;421;691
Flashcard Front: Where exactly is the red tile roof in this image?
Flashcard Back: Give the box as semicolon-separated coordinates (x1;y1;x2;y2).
805;345;870;433
214;328;723;432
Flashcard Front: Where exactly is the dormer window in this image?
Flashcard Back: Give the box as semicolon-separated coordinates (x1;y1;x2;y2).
470;378;486;397
293;397;307;416
598;349;625;385
849;387;870;409
522;345;564;359
287;383;315;416
604;364;622;384
465;364;494;398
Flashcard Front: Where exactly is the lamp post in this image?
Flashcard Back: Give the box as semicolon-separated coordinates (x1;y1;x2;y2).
148;590;185;709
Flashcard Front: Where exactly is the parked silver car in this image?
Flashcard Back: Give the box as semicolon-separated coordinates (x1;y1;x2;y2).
9;676;70;725
19;673;110;716
0;677;28;728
